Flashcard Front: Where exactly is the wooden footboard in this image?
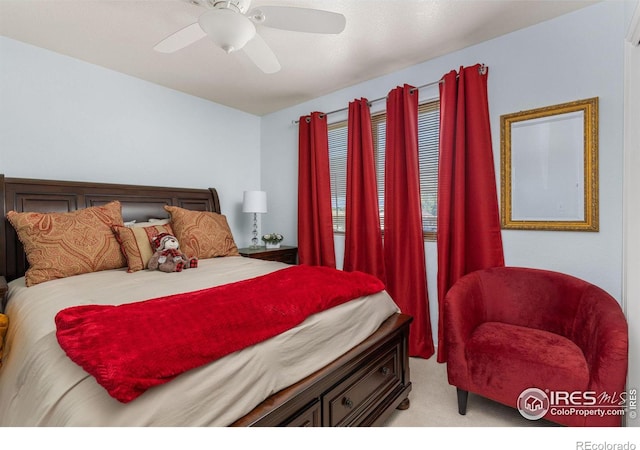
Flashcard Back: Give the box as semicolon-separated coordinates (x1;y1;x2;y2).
232;312;412;427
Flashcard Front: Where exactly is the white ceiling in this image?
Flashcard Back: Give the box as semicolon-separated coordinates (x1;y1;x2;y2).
0;0;598;116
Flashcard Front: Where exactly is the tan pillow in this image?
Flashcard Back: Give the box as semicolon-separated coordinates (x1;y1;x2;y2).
112;222;174;272
0;313;7;368
6;201;126;286
164;206;239;259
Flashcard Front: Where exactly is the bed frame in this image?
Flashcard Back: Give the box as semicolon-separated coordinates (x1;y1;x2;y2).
0;175;411;427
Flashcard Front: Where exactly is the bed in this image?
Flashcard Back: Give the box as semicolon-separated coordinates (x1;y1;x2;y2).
0;175;412;427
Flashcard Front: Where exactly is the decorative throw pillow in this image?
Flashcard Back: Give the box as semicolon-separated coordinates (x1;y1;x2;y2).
112;222;175;272
164;205;239;259
6;201;126;286
0;313;7;369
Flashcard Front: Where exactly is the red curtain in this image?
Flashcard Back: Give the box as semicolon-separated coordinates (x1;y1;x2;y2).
385;85;435;359
298;112;336;268
436;65;505;363
343;98;386;282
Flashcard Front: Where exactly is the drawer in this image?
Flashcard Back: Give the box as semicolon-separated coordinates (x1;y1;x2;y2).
323;343;401;426
239;247;298;265
264;252;297;265
283;400;321;427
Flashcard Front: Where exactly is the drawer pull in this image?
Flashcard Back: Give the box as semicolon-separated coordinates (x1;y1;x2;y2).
343;397;354;409
380;366;390;376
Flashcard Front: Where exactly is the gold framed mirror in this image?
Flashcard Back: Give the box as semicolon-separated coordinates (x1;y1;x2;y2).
500;97;599;231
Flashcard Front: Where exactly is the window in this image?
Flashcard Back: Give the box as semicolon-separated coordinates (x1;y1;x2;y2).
328;99;440;240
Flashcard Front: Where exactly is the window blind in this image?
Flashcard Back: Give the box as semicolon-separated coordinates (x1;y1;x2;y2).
328;99;440;239
328;122;348;232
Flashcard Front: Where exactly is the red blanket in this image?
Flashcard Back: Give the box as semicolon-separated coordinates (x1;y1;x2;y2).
55;265;385;403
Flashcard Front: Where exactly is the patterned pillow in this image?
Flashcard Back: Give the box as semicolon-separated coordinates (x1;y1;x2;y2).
112;222;174;272
164;206;239;259
6;201;126;286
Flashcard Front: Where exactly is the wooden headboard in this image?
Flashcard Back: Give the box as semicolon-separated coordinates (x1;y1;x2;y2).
0;175;221;282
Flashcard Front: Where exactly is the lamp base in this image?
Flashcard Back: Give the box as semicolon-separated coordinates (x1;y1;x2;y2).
250;213;259;249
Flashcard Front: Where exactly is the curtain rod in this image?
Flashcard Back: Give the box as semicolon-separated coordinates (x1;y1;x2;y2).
292;64;487;125
292;78;442;125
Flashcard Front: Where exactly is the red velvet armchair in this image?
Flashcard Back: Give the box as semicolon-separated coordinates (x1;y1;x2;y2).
443;267;628;426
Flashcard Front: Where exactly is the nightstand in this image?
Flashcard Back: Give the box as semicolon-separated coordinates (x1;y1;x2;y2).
238;245;298;265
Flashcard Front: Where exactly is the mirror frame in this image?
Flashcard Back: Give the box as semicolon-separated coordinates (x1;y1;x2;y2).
500;97;599;231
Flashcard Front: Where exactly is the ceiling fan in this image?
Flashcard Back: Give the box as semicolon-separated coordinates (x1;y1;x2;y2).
153;0;346;74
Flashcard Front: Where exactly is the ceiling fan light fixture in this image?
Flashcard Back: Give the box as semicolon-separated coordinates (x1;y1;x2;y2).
199;9;256;53
159;1;345;73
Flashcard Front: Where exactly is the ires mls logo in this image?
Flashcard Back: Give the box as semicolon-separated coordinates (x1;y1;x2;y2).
517;388;550;420
629;388;637;419
517;387;631;421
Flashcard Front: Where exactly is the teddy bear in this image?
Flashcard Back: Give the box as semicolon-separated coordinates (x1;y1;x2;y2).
147;232;198;273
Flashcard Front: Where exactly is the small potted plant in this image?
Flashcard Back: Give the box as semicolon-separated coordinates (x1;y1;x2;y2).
262;233;284;249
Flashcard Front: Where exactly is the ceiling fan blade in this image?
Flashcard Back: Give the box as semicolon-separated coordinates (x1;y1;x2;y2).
242;33;281;74
249;6;346;34
153;22;206;53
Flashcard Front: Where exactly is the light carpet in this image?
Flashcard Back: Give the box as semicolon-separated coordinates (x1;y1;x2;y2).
384;357;557;427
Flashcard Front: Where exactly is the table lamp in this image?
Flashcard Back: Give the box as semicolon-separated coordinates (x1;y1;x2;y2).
242;190;267;248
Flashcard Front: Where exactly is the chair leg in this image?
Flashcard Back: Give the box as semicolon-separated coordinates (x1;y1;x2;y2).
457;388;468;415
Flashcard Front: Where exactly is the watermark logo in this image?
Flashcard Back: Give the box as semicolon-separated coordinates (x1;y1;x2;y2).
517;387;635;421
576;442;637;450
517;387;550;420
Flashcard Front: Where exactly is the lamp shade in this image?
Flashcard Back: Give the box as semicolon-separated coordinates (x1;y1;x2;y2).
242;190;267;213
199;9;256;54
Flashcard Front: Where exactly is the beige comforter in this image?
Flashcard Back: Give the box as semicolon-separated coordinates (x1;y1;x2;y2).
0;256;399;426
